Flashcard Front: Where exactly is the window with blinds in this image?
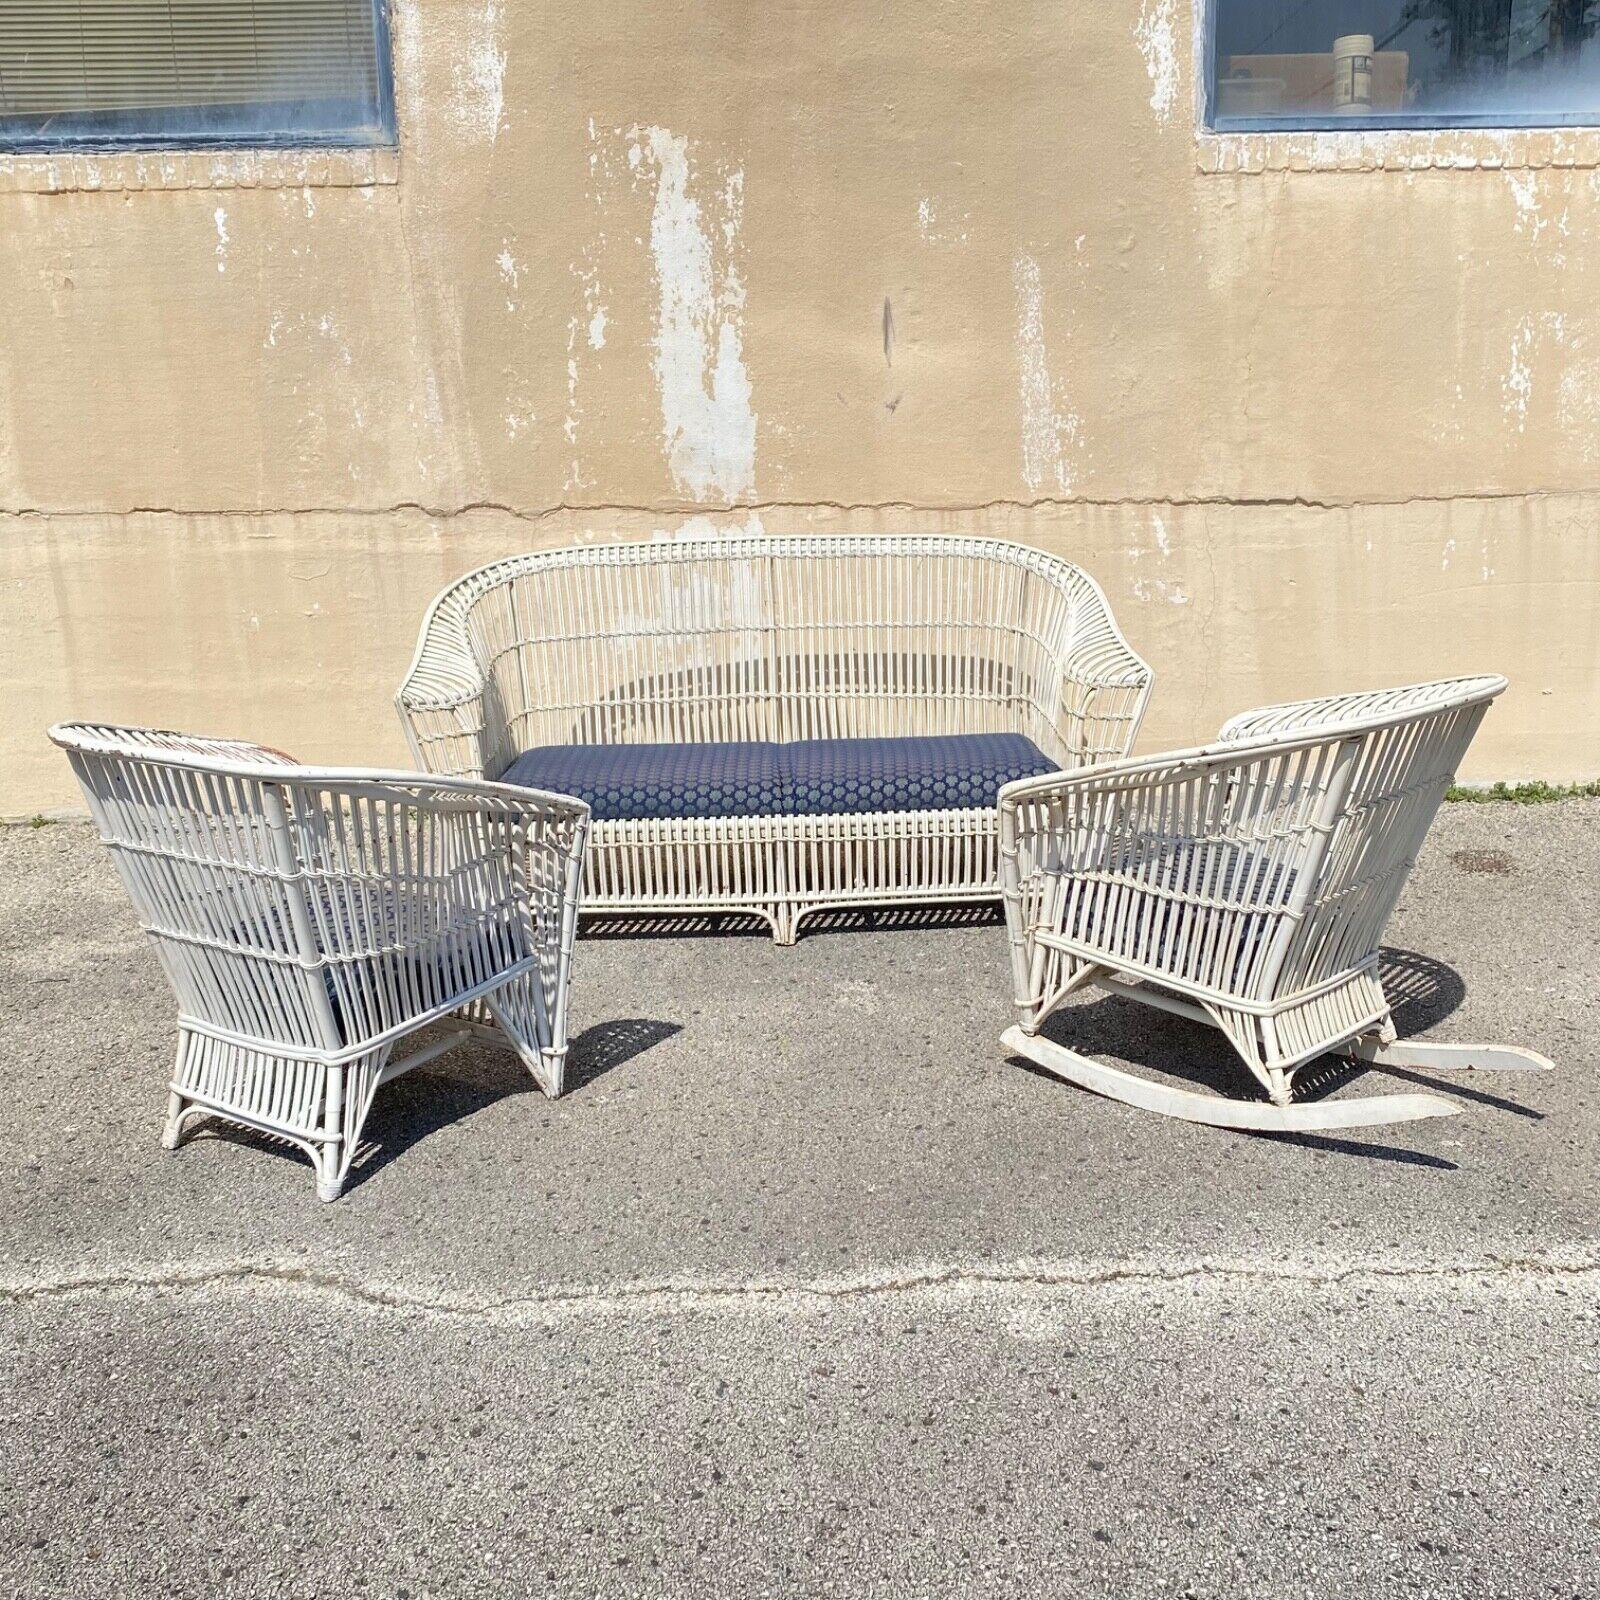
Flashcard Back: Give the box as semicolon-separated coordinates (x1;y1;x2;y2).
0;0;394;149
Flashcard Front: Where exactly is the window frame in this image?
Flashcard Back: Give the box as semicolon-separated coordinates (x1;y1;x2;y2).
0;0;399;154
1200;0;1600;133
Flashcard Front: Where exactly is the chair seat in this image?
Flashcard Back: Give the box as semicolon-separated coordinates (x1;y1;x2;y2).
780;734;1057;816
503;733;1057;823
502;741;785;822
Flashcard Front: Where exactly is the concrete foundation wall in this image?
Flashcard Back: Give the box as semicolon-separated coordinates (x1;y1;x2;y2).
3;0;1597;813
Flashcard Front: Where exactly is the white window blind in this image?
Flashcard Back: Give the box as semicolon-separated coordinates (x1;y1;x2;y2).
0;0;393;148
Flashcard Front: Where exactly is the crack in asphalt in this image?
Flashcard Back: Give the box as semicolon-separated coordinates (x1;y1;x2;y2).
1;1254;1595;1325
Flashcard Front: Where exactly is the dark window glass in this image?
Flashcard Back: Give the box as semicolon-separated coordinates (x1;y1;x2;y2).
0;0;395;151
1209;1;1600;127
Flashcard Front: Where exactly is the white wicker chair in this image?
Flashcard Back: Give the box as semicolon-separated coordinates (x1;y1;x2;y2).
397;534;1152;943
998;676;1554;1131
51;722;589;1199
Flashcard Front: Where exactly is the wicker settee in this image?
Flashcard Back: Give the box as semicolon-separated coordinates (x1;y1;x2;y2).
397;535;1152;943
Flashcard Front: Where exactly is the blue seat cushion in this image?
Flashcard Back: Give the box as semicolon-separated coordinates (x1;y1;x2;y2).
503;733;1056;822
503;741;784;822
779;733;1057;816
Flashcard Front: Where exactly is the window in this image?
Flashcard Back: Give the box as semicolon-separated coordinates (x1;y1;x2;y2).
0;0;395;151
1207;1;1600;128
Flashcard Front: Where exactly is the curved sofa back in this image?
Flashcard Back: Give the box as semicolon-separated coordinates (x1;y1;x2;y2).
399;535;1150;782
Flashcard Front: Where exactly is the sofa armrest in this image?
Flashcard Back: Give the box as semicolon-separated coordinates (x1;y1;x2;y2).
1050;577;1153;767
395;600;493;779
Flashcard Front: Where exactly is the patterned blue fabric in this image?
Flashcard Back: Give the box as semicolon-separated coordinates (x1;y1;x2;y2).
504;742;784;822
504;734;1055;822
778;734;1057;816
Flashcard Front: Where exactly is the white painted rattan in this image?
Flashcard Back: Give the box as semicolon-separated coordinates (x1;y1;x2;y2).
397;535;1152;942
998;676;1554;1131
51;721;589;1200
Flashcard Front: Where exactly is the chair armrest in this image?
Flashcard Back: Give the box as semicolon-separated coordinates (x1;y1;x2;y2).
50;721;295;769
999;741;1238;820
284;775;589;1044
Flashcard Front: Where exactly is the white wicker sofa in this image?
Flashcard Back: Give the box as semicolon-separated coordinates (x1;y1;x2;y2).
398;535;1152;943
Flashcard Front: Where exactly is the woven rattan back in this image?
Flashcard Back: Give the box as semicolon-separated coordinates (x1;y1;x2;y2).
55;724;340;1054
51;723;584;1056
399;535;1149;780
1229;676;1505;998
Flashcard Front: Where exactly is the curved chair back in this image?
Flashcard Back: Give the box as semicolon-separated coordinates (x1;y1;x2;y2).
1219;675;1506;1000
50;722;585;1059
399;535;1149;781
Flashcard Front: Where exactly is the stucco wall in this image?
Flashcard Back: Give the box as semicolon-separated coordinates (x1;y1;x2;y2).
2;0;1597;815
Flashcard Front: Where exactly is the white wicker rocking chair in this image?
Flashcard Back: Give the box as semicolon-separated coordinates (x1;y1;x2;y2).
998;676;1554;1131
51;722;589;1199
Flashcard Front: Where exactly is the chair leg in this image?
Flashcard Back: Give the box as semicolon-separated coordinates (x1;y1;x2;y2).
486;973;565;1098
540;1046;568;1098
314;1050;389;1203
315;1145;346;1204
161;1091;187;1151
162;1031;199;1150
1016;952;1104;1037
163;1029;391;1200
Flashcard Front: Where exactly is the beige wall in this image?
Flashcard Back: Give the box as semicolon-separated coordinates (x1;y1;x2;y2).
3;0;1598;815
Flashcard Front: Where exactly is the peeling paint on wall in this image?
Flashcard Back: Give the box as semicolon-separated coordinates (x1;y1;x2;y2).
669;511;766;541
1504;312;1568;432
633;126;757;504
1134;0;1179;124
457;0;506;144
496;245;521;311
390;0;505;150
564;312;585;487
916;196;969;246
1013;254;1079;496
213;208;229;273
1504;320;1535;429
560;245;608;491
1507;170;1572;265
1128;511;1190;605
1557;353;1600;465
